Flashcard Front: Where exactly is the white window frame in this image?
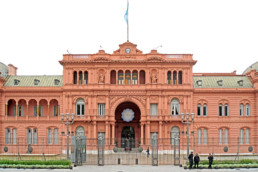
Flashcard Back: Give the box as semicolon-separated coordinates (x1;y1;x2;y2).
98;103;105;116
240;104;244;116
197;104;202;116
219;129;223;144
219;104;223;116
150;103;158;115
171;99;180;115
197;129;202;145
245;104;250;116
76;99;85;115
224;129;228;144
224;104;229;116
203;104;208;116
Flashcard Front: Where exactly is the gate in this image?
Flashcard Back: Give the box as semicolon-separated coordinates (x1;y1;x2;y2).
151;134;158;166
71;136;86;165
173;137;180;165
97;135;105;166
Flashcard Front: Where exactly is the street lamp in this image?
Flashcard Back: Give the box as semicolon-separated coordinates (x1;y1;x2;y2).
61;113;75;160
181;112;194;157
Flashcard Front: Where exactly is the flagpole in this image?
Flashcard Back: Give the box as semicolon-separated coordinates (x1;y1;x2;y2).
127;0;129;42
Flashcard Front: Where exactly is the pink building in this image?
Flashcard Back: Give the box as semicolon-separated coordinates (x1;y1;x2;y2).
0;41;258;157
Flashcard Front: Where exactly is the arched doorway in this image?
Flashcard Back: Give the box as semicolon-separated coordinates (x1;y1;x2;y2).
115;102;141;148
121;126;135;148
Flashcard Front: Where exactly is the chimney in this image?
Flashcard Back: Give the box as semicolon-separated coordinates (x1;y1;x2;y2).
8;64;17;76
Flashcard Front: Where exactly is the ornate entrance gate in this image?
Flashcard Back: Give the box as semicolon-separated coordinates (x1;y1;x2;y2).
151;133;158;166
71;136;86;165
97;134;105;166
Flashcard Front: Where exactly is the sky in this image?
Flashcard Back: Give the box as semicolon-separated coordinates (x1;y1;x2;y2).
0;0;257;75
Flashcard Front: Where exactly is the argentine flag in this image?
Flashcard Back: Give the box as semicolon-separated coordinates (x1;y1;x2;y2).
124;1;129;25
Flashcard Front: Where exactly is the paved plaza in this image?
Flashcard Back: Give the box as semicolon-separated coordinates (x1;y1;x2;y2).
2;166;258;172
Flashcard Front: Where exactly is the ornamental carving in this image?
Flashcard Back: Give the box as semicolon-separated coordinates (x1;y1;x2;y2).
91;56;111;62
146;56;165;62
167;96;184;104
98;73;105;84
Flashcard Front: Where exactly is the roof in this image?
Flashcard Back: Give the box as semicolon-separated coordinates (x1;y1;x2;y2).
0;62;8;78
193;76;253;88
4;75;63;87
243;61;258;74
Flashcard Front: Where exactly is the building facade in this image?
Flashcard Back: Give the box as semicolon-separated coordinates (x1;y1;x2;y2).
0;41;258;154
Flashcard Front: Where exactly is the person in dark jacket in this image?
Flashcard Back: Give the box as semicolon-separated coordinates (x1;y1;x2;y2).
208;153;213;168
146;147;150;158
194;153;200;168
188;152;194;169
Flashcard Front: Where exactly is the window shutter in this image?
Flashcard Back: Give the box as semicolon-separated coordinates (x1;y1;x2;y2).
27;129;31;144
224;129;228;144
203;129;207;144
32;129;37;144
13;129;17;144
240;129;244;144
13;106;16;116
197;129;201;144
6;129;11;144
219;129;222;144
246;129;249;144
54;129;58;144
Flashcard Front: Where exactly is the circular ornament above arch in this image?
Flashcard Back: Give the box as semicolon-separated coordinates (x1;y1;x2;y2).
121;108;135;122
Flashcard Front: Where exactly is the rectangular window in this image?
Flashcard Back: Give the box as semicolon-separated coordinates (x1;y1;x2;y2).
33;106;37;116
219;129;222;144
240;104;243;116
150;104;158;115
27;129;32;144
246;105;250;116
219;105;223;116
13;129;17;144
32;129;37;144
81;104;85;115
203;129;207;144
6;129;11;144
197;105;201;116
38;106;43;116
13;106;16;116
18;106;23;116
77;104;80;115
224;105;228;116
246;129;249;144
98;103;105;115
240;129;244;144
197;129;202;145
224;129;228;144
203;105;207;116
54;129;58;144
47;129;53;144
53;106;58;116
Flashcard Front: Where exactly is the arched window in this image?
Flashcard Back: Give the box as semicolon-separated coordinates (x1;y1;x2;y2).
171;99;180;115
218;104;223;116
110;70;116;84
197;128;208;145
139;70;145;84
219;129;223;144
245;104;250;116
132;70;138;84
84;71;88;84
47;128;58;144
203;104;208;116
167;71;171;84
224;129;228;144
219;128;228;144
240;128;250;144
118;70;124;84
178;71;182;84
73;71;77;84
240;104;244;116
125;70;131;84
173;71;177;85
76;99;85;115
76;126;85;136
79;71;83;84
224;104;229;116
27;128;37;144
171;126;180;145
197;104;202;116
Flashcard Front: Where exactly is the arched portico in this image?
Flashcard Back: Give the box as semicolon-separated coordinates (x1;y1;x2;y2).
114;101;141;148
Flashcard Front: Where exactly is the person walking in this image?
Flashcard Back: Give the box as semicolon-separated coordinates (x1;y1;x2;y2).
194;153;200;168
208;153;214;169
146;147;150;158
188;152;194;169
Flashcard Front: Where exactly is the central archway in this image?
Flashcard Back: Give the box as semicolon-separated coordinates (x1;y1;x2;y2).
115;102;141;148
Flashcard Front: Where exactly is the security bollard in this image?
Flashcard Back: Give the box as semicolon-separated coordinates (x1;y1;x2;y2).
118;158;120;164
136;158;138;165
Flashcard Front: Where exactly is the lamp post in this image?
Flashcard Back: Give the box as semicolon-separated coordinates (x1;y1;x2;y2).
181;112;194;157
61;113;75;160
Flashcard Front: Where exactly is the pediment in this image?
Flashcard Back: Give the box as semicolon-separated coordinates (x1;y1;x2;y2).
146;56;166;62
113;41;142;55
91;56;111;62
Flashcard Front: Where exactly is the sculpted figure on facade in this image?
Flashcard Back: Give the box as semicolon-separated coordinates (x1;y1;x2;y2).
98;73;105;84
151;73;158;84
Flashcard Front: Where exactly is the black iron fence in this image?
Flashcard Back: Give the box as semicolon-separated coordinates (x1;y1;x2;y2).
0;136;257;165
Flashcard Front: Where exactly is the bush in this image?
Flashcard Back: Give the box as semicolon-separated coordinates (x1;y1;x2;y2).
0;159;71;166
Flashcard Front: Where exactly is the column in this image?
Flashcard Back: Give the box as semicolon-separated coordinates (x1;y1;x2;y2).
147;122;150;146
16;103;18;116
112;123;115;145
159;121;163;147
5;104;8;116
26;103;29;116
77;71;79;85
93;121;97;138
141;124;144;145
105;122;109;144
48;103;50;116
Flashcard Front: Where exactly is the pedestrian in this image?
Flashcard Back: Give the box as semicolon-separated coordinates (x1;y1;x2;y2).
146;147;150;158
208;153;213;169
194;153;200;168
188;152;194;169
